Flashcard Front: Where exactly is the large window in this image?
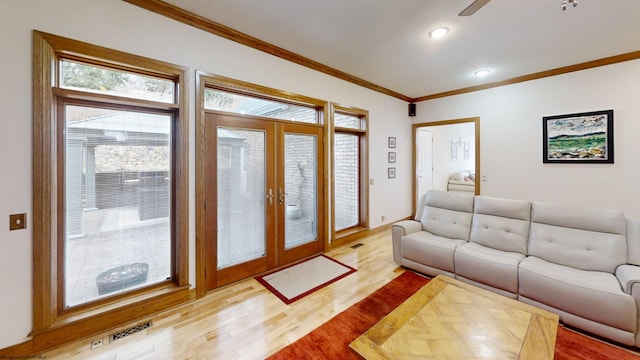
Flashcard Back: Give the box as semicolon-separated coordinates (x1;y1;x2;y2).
32;31;188;344
62;103;172;307
332;105;368;239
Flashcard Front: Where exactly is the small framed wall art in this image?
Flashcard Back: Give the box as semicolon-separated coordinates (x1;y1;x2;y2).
388;152;396;163
451;139;457;161
388;137;396;148
542;109;614;163
464;141;470;160
388;167;396;178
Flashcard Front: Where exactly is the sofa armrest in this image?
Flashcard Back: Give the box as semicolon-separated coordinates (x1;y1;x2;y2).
616;264;640;295
392;220;422;239
391;220;422;264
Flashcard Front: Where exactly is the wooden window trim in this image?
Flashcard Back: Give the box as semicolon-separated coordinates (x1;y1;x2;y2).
202;73;327;124
331;226;370;249
330;104;369;246
31;30;189;351
52;87;180;111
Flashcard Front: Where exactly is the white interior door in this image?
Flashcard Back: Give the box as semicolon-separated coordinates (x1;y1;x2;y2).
416;128;433;208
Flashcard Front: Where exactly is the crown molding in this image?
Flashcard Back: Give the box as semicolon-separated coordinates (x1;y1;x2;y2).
124;1;640;104
123;0;412;102
412;50;640;102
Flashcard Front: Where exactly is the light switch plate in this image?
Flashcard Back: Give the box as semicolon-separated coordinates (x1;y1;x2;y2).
9;213;26;230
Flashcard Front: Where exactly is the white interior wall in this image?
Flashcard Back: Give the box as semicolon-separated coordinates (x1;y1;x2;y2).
0;0;411;349
5;0;638;351
428;122;476;191
414;59;640;221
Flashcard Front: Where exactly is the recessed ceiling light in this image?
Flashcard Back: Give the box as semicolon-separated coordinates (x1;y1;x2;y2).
474;69;490;78
429;27;449;39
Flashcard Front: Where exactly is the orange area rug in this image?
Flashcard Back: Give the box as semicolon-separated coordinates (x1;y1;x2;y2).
268;270;640;359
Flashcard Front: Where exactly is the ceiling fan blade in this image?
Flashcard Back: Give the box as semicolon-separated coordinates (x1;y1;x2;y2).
458;0;491;16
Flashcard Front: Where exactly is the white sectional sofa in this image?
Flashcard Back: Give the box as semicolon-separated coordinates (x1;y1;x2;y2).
392;190;640;347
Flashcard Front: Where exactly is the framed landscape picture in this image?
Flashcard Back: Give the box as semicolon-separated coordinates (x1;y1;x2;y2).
542;109;614;163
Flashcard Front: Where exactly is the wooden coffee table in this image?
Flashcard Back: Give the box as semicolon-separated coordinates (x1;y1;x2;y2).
350;274;559;359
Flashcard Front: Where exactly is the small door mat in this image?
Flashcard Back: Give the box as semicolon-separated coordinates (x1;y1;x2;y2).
255;255;356;304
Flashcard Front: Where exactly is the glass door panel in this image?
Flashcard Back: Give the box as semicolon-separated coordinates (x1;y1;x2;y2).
217;127;266;268
283;133;318;249
205;113;276;289
278;123;324;265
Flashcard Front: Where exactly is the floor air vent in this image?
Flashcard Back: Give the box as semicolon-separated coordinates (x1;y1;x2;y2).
110;321;152;342
350;243;364;249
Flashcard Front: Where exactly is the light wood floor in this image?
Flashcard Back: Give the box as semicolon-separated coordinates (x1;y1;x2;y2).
43;229;403;359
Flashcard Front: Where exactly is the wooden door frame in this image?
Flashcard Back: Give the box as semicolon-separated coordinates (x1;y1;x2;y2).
200;111;326;292
195;72;329;298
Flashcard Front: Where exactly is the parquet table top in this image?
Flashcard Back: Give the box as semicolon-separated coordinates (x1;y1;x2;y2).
350;274;559;359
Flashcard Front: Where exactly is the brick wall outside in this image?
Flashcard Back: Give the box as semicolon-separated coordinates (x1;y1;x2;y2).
334;133;358;230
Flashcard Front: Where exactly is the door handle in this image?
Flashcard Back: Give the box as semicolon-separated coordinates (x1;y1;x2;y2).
278;188;285;205
267;188;274;206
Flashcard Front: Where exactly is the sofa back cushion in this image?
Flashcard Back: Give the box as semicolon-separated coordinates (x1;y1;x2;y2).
470;196;531;255
529;202;627;273
627;219;640;266
419;190;474;241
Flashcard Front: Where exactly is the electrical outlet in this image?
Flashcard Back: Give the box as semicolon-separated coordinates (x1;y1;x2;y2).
381;215;387;222
91;338;104;350
9;213;27;231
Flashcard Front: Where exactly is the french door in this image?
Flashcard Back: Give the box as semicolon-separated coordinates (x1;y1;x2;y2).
204;112;324;289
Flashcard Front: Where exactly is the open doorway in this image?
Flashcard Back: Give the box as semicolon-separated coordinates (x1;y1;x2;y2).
412;117;480;213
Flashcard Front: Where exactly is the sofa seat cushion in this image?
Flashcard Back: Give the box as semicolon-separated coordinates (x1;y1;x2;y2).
455;242;525;294
401;231;466;274
519;256;636;332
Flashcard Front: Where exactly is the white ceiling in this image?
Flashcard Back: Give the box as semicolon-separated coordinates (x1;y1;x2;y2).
163;0;640;99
